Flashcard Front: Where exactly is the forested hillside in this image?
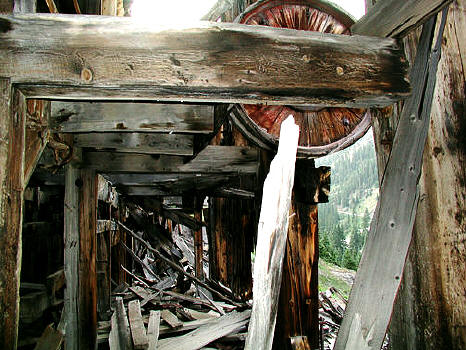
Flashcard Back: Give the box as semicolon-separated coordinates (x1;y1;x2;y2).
316;130;379;270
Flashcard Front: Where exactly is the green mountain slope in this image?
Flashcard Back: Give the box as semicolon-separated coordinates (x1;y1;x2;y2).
316;130;379;270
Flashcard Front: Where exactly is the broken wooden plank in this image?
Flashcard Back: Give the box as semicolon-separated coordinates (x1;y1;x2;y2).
74;133;194;156
290;336;311;350
109;297;133;350
128;300;148;350
161;310;183;329
352;0;452;37
334;12;448;350
147;311;160;350
86;146;258;174
245;116;299;350
0;14;410;107
33;324;63;350
179;146;258;174
158;310;251;350
51;102;213;134
0;85;26;350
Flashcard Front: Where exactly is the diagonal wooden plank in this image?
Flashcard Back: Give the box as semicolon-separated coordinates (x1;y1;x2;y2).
245;116;300;350
352;0;452;37
335;10;448;350
0;14;409;107
51;102;213;134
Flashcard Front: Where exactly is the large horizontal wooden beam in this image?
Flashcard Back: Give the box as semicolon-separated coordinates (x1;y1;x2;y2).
352;0;452;37
51;102;214;133
84;146;258;174
0;14;410;107
73;133;194;156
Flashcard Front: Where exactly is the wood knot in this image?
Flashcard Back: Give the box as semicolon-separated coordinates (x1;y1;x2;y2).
81;68;93;82
336;66;344;76
302;55;311;63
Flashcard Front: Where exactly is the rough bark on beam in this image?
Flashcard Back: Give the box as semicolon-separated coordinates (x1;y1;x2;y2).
334;13;447;350
51;102;214;134
0;14;410;107
24;99;49;185
74;133;194;156
0;83;25;350
352;0;452;37
245;116;299;350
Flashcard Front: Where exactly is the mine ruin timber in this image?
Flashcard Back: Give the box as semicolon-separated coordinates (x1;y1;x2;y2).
0;14;410;107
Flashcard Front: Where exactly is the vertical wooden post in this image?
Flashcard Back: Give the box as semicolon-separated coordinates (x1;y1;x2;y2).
64;150;81;350
0;82;26;350
79;168;98;350
194;195;204;280
65;155;98;350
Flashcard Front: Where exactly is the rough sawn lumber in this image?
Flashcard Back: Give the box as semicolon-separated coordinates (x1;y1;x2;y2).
334;12;448;350
0;14;409;107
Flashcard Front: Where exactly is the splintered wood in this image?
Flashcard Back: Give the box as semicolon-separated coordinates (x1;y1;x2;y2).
245;116;300;350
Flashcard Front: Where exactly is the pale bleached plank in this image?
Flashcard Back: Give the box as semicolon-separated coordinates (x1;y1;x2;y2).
128;300;148;350
245;116;299;350
335;12;448;350
147;311;160;350
158;310;251;350
51;102;213;134
161;310;182;329
0;14;409;107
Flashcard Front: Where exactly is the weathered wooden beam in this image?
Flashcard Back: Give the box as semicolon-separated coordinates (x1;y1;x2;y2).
274;201;319;349
194;196;204;280
24;99;49;185
109;297;132;350
0;84;25;350
64;149;80;350
335;12;447;350
13;0;35;13
64;152;98;350
74;133;194;156
0;14;410;107
106;173;253;193
86;146;258;174
51;102;214;134
352;0;452;37
245;116;299;350
178;145;258;174
78;168;98;350
147;311;160;350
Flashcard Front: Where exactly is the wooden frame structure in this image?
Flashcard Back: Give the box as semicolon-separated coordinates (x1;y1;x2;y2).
0;0;464;349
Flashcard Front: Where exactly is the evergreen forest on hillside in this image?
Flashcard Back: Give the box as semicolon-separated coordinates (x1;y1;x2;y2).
316;130;379;271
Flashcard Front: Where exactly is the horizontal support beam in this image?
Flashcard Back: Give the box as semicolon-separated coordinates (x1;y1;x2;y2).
73;133;194;156
118;186;255;199
352;0;452;37
51;102;214;133
0;14;410;107
105;173;253;191
85;146;258;174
